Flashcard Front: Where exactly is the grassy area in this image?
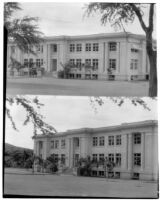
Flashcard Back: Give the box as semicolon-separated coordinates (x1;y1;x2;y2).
4;168;158;198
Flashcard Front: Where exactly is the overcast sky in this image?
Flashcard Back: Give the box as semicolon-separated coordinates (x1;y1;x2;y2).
11;2;156;38
5;96;157;149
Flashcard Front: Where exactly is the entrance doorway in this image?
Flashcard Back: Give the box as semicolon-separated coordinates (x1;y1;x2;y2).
51;59;57;72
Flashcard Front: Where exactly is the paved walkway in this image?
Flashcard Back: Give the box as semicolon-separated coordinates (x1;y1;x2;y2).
6;77;149;96
4;170;158;197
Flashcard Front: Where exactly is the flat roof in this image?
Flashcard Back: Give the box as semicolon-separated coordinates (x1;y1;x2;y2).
33;120;157;139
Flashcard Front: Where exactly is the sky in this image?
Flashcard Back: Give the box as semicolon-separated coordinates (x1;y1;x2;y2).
11;2;156;38
5;96;157;149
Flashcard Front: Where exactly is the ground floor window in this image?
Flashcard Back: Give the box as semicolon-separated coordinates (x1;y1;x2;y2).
99;171;105;177
132;173;139;180
92;170;98;176
115;172;120;178
61;154;65;165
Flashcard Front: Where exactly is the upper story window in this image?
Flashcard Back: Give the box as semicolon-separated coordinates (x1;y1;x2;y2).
85;59;91;66
93;137;98;146
61;139;65;149
99;136;105;146
11;46;16;54
86;43;91;51
24;59;28;67
55;140;59;149
76;44;82;52
134;133;141;144
51;141;54;149
36;45;41;52
69;59;75;66
116;135;121;145
92;59;99;70
75;138;79;148
41;45;43;53
93;43;99;51
52;44;57;52
99;154;105;161
109;42;117;51
39;141;43;149
108;153;114;162
36;59;41;67
108;136;114;146
134;153;141;166
70;44;75;52
109;59;116;70
76;59;82;67
131;48;139;53
130;59;138;70
92;154;98;161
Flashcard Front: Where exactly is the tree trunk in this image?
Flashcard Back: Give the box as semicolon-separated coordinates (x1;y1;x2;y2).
146;33;157;97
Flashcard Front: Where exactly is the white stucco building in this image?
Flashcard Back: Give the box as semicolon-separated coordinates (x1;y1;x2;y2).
33;120;158;181
7;32;156;81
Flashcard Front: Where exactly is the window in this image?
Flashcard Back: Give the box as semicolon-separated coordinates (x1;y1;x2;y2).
70;44;75;52
76;44;82;52
99;171;105;177
54;154;58;162
11;46;16;54
61;139;65;149
108;153;114;162
93;43;99;51
36;59;41;67
41;45;43;53
39;141;43;149
92;59;99;70
108;136;114;145
69;59;75;65
76;59;82;67
52;44;57;52
24;59;28;67
131;48;139;53
61;154;65;165
109;59;116;70
85;59;91;65
134;133;141;144
41;59;43;66
130;59;138;70
29;58;34;67
75;138;79;148
99;154;105;162
116;135;121;145
51;141;54;149
36;45;41;52
86;43;91;51
99;136;105;146
93;137;98;146
55;140;59;149
134;153;141;166
109;42;117;51
115;153;121;166
92;154;98;161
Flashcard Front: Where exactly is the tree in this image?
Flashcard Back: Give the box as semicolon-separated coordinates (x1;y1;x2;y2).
86;3;157;97
4;2;43;55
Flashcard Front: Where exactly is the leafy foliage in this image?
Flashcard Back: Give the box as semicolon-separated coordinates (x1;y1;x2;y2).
4;2;43;54
6;96;57;135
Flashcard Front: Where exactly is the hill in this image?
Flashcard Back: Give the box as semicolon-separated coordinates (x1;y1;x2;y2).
5;143;33;154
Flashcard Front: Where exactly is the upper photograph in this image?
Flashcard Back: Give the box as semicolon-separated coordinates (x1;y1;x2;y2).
4;2;157;97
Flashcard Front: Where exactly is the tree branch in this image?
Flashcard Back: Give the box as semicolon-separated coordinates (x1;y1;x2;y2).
148;4;154;32
130;3;147;33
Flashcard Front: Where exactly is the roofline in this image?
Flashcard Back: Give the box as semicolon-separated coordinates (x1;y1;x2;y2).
33;120;158;139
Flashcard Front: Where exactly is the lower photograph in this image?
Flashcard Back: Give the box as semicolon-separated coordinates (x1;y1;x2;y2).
4;96;158;198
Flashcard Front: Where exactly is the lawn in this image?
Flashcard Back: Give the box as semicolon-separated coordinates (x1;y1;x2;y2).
6;77;149;96
4;169;158;198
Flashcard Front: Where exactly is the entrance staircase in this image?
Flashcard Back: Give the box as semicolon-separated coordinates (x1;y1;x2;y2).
59;167;74;176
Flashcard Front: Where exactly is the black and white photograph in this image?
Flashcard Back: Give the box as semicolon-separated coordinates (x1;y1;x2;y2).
4;96;158;197
3;1;158;199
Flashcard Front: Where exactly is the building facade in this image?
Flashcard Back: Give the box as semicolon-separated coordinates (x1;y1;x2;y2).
7;32;156;81
33;120;158;181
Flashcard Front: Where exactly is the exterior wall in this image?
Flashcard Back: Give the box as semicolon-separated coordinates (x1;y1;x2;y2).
33;121;158;181
7;32;152;81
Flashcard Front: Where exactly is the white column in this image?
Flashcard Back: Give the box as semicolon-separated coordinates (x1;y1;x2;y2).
123;134;128;170
105;42;109;74
141;132;145;171
127;134;133;171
